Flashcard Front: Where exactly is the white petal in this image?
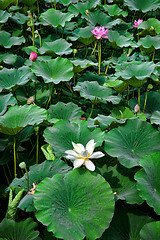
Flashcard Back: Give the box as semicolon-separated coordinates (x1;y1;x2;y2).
66;155;77;160
85;160;95;171
65;150;79;157
86;139;96;155
81;150;88;158
89;151;105;159
73;159;84;168
72;142;84;153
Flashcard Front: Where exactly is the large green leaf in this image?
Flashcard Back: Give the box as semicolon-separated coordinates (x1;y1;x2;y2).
34;169;115;240
108;30;137;48
0;52;17;65
140;221;160;240
10;159;71;192
74;81;121;104
19;0;37;6
48;102;84;123
31;57;73;84
124;0;160;12
43;120;104;158
135;152;160;215
0;10;11;23
39;38;72;56
0;218;40;240
0;67;33;92
104;119;160;168
70;58;97;73
138;18;160;35
0;93;16;116
138;35;160;52
71;26;95;45
150;111;160;125
0;104;48;135
0;31;25;48
104;4;128;17
40;8;74;27
0;0;15;9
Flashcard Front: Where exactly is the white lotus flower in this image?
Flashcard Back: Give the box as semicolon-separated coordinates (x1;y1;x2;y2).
65;139;105;171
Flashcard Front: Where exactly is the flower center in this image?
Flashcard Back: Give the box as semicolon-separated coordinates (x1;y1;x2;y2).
81;153;90;161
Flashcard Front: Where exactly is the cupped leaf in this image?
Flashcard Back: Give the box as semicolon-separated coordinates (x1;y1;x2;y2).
43;120;104;158
19;0;37;6
124;0;160;12
104;4;128;17
0;10;11;23
41;144;55;160
140;221;160;240
135;152;160;215
151;111;160;125
0;30;25;48
111;106;134;119
0;93;16;116
10;159;71;192
71;26;95;45
138;35;160;52
31;57;73;84
0;0;15;9
104;119;160;168
74;81;121;104
0;52;17;65
34;169;115;240
70;58;97;73
108;30;136;48
138;18;160;35
40;8;74;27
18;194;36;212
0;104;48;135
0;218;40;240
11;12;29;24
0;66;33;92
48;102;84;123
39;38;72;56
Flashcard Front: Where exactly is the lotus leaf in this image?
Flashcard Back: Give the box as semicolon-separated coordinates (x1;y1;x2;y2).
0;93;16;116
40;8;74;27
0;10;11;23
138;18;160;35
135;152;160;215
72;26;95;45
104;4;128;17
18;194;36;212
0;137;8;151
140;221;160;240
0;0;15;9
43;119;104;158
0;104;48;135
150;111;160;125
108;30;137;48
11;12;29;24
74;81;121;104
70;58;97;73
138;35;160;52
19;0;37;6
104;119;160;168
0;218;40;239
111;106;134;119
0;30;25;48
124;0;160;12
48;102;84;123
0;53;17;65
0;66;33;93
34;169;115;240
41;144;55;160
31;57;73;84
39;38;72;56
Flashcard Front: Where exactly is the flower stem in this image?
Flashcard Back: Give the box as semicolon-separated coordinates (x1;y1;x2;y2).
46;83;54;109
3;166;10;185
91;41;97;56
143;89;148;113
25;168;29;192
13;136;17;178
54;0;56;9
127;85;129;105
138;88;141;113
98;40;101;75
36;133;39;164
89;100;95;118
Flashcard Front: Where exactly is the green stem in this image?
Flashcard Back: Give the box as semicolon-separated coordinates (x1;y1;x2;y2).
73;74;76;87
31;18;35;47
37;0;39;14
65;82;74;94
127;85;129;105
51;0;53;8
54;0;56;9
152;50;155;61
89;100;95;118
46;83;54;109
3;166;10;185
7;163;12;180
138;88;141;113
36;133;39;164
98;40;101;75
84;45;88;58
25;168;29;192
13;136;17;178
91;41;97;56
105;63;110;74
132;87;134;98
143;90;148;113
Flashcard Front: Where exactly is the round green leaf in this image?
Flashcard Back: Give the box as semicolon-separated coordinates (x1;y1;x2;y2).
138;35;160;52
104;4;128;17
0;10;11;23
0;104;48;135
70;58;97;73
0;53;17;65
18;194;36;212
34;169;115;240
11;12;29;24
74;81;121;104
151;111;160;125
139;18;160;35
135;152;160;215
0;218;40;240
0;0;15;9
0;66;33;92
19;0;37;6
40;8;74;28
104;119;160;168
110;106;134;120
31;57;73;84
39;38;72;56
0;93;16;116
43;120;104;158
0;30;25;48
48;102;84;123
124;0;160;12
71;26;95;45
10;159;71;192
108;30;137;48
140;221;160;240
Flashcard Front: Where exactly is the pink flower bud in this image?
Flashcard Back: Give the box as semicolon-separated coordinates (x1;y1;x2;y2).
133;19;143;28
134;104;140;113
29;51;37;62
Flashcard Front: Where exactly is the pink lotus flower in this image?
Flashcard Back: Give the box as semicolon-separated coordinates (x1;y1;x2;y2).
134;104;140;113
91;26;109;40
133;19;143;28
29;51;37;62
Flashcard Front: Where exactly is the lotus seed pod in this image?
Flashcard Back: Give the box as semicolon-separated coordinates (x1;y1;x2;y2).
19;162;26;169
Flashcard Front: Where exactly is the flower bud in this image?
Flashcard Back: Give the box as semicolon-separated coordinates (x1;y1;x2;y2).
29;51;37;62
73;49;77;54
19;162;26;169
134;104;140;113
